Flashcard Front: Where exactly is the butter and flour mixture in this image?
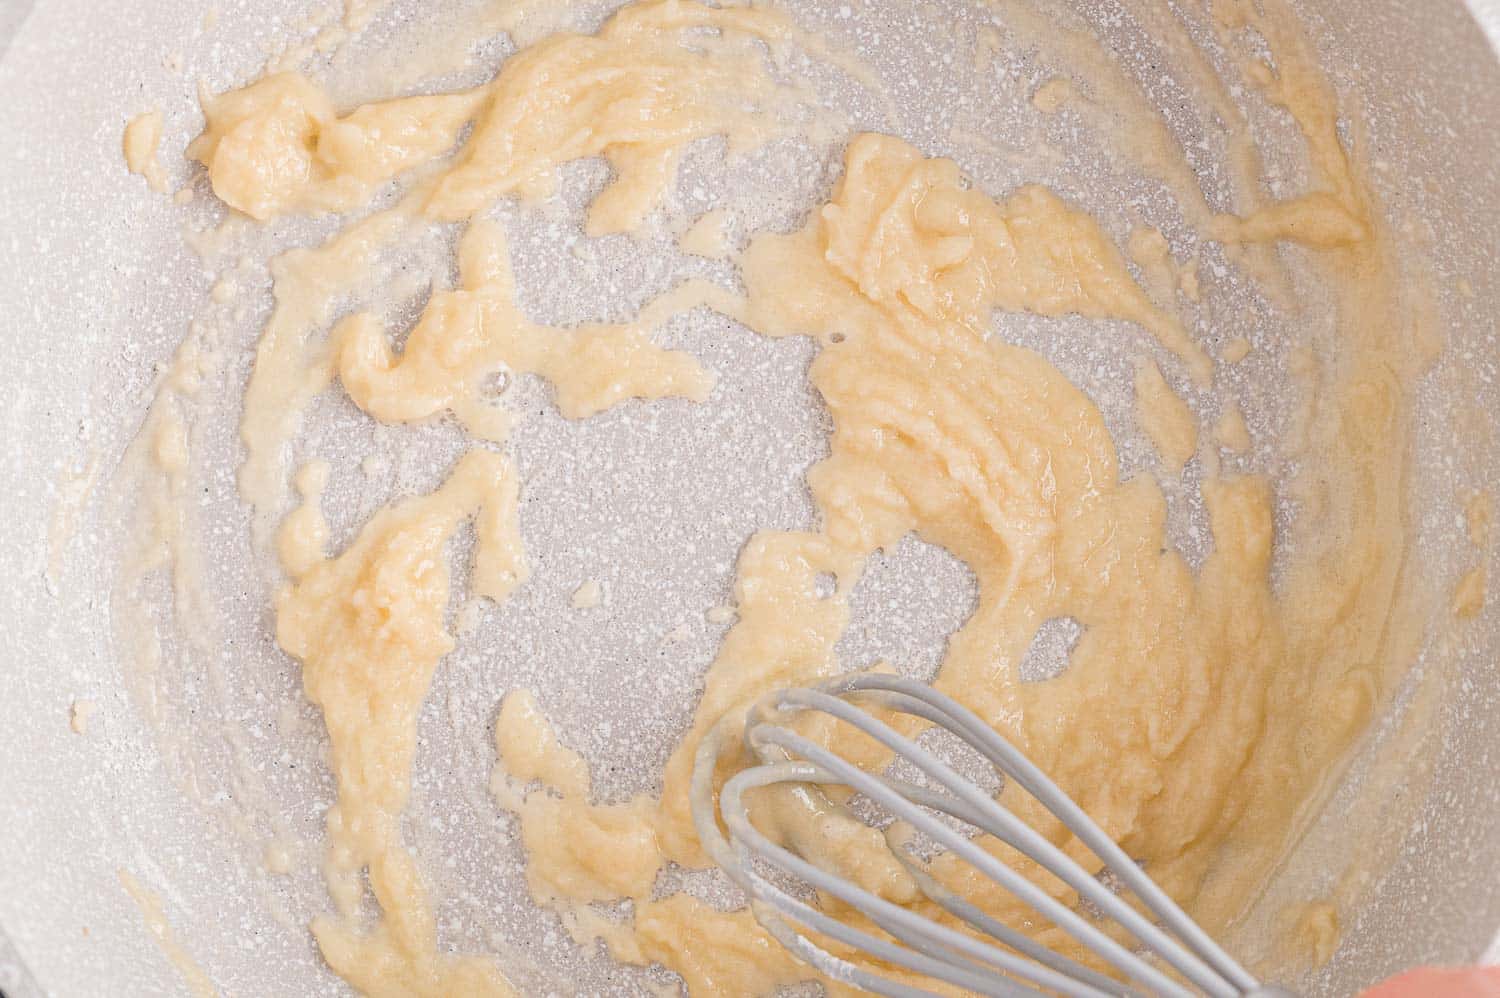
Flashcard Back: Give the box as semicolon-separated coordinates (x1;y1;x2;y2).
113;0;1438;993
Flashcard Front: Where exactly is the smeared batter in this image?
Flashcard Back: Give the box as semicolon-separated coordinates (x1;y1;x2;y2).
478;106;1417;983
1457;492;1492;619
275;450;525;996
334;219;726;443
125;0;1430;993
118;871;218;998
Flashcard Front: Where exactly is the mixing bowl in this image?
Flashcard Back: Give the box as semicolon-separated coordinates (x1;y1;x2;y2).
0;0;1496;995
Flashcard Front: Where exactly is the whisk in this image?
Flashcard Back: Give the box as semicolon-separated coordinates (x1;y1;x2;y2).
690;672;1297;998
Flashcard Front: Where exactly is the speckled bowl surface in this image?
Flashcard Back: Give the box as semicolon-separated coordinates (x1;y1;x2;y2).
0;1;1497;995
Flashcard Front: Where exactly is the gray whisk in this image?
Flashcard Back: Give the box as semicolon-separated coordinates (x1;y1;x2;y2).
690;672;1297;998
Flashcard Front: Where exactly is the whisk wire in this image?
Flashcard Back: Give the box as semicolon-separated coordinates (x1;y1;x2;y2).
818;675;1260;994
761;687;1243;997
718;762;1050;997
884;843;1135;996
721;761;1094;997
691;671;1281;997
746;721;1193;998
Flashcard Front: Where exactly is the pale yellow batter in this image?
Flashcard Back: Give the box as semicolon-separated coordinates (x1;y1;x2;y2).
1457;492;1493;619
209;0;824;541
123;109;169;194
118;871;218;998
333;219;726;443
677;210;734;260
1134;356;1199;475
276;450;525;996
133;0;1430;993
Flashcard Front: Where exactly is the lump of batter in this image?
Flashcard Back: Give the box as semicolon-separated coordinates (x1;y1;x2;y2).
123;109;169;194
189;72;484;220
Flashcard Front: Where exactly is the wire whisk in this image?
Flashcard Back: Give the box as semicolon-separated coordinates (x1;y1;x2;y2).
691;672;1297;998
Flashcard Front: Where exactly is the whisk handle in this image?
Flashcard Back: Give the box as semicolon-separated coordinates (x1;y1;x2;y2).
1245;988;1300;997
